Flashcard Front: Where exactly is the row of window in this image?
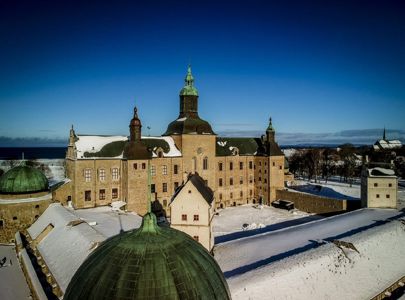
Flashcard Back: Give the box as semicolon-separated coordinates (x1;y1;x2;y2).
218;161;282;171
218;176;268;186
181;214;199;221
218;189;253;200
85;168;119;182
375;194;391;199
373;183;393;188
84;188;119;201
150;164;180;176
150;182;180;194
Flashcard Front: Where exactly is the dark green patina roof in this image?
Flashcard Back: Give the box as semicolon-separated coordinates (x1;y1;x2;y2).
180;66;198;96
65;213;231;300
0;164;49;194
216;137;283;157
164;117;215;135
216;137;265;156
83;138;173;158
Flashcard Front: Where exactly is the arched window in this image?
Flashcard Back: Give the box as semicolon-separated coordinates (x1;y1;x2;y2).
203;157;208;170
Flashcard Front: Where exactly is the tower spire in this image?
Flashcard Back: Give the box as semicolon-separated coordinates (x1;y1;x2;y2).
185;65;194;87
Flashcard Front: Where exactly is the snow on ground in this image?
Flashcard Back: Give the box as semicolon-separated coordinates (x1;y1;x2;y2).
289;177;360;200
214;208;403;276
227;214;405;300
281;148;297;158
0;244;31;300
213;204;321;237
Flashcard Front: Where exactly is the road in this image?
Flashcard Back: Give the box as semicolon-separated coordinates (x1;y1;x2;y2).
214;208;405;278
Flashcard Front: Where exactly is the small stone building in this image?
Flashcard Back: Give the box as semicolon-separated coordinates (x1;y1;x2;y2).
0;163;52;242
170;174;214;251
361;167;398;208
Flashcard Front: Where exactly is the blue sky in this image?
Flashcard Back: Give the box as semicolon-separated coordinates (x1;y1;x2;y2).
0;0;404;145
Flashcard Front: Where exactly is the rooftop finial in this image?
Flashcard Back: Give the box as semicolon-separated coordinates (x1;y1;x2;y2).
267;116;274;132
134;106;138;118
185;65;194;87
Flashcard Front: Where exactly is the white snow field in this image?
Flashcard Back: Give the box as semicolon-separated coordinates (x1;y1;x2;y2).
227;214;405;300
214;208;405;300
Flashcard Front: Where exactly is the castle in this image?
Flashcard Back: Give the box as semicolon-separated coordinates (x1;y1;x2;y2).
54;67;286;216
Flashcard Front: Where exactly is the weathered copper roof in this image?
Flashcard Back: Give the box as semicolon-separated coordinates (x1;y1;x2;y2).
164;116;215;135
0;164;49;194
64;213;231;300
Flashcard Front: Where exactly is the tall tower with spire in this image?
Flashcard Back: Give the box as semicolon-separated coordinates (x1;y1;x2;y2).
123;106;150;160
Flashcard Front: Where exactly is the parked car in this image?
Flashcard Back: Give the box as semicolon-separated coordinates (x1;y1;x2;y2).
272;199;294;211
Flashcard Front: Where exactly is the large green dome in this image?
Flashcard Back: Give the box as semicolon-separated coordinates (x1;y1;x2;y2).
64;213;231;300
0;165;49;194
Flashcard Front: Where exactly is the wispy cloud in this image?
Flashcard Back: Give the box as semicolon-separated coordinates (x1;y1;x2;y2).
217;129;405;145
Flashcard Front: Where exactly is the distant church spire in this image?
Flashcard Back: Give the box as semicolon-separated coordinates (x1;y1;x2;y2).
266;116;275;142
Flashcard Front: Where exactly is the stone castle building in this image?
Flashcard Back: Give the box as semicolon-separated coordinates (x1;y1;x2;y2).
54;67;286;216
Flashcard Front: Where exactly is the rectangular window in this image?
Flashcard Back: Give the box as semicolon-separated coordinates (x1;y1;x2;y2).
272;162;275;167
203;158;208;170
240;162;243;170
219;178;223;187
374;183;378;187
151;184;156;193
112;188;118;199
150;165;156;176
142;163;146;169
376;194;380;198
163;183;167;193
85;190;91;201
84;169;91;182
174;164;178;174
230;178;233;185
99;169;105;181
182;214;187;221
264;178;267;183
388;183;392;187
163;165;168;175
240;176;243;185
249;175;253;183
133;163;137;170
259;177;261;182
250;189;252;196
249;161;253;169
279;166;282;170
259;161;262;166
240;191;243;197
386;194;390;198
112;168;119;180
99;189;105;200
230;162;233;170
219;162;223;171
193;215;199;221
230;192;233;199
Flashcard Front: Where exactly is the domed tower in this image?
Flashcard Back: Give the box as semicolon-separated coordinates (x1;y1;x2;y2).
123;107;151;160
64;212;231;300
266;117;275;143
164;66;215;136
163;67;216;186
0;163;51;242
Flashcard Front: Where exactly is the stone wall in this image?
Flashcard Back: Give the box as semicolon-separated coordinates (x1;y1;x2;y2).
275;189;355;214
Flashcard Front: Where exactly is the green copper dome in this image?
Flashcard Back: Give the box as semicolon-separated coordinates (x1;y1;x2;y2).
64;213;231;300
180;65;198;96
0;164;49;194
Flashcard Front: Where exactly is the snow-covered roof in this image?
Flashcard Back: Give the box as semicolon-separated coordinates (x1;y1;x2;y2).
142;136;182;157
74;135;182;159
367;167;396;177
374;139;402;150
75;135;128;159
27;203;142;292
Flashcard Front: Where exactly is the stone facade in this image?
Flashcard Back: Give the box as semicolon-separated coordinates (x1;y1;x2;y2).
55;67;286;216
0;193;52;243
